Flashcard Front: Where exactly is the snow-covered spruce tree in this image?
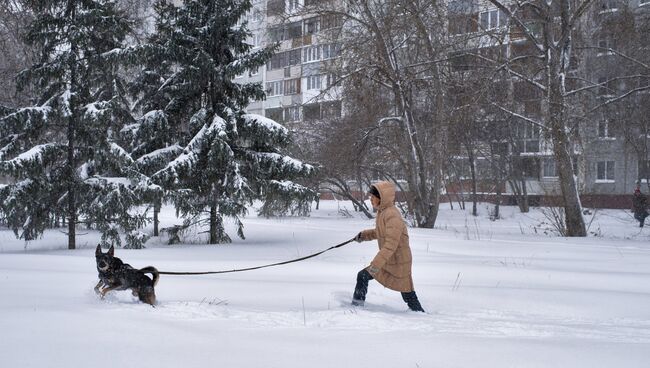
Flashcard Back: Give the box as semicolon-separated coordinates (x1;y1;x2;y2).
0;0;159;249
120;1;188;237
134;0;315;244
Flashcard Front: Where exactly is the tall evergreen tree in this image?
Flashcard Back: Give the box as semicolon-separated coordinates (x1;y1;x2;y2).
0;0;157;249
130;0;315;244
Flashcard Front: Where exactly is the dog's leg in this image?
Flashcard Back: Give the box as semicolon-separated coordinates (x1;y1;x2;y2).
99;284;121;298
138;288;157;306
94;280;104;294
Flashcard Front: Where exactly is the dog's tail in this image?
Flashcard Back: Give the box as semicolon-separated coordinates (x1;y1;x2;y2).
140;266;160;286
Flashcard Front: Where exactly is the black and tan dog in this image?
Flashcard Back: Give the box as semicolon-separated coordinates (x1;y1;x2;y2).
94;245;159;306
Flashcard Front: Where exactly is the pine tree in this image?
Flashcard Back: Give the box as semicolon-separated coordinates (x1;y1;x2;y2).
0;0;157;249
132;0;315;244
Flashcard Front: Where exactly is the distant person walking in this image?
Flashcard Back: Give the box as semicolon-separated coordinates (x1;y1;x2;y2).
632;186;649;228
352;181;425;312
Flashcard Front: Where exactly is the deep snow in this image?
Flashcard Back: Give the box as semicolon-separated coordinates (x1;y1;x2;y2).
1;200;649;367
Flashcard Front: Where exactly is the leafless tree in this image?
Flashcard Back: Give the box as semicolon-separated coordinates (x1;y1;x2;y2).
303;0;459;228
479;0;601;236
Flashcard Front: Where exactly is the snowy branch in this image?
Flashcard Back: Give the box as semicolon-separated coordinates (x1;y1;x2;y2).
484;0;545;53
586;86;650;115
491;103;548;131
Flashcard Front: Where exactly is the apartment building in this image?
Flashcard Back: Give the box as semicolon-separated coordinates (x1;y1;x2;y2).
447;0;650;206
235;0;648;207
581;0;650;202
234;0;343;126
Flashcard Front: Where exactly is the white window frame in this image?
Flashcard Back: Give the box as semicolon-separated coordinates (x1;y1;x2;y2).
304;17;320;35
303;45;321;63
479;9;506;30
283;78;300;95
251;33;262;49
287;0;301;12
285;106;301;122
519;124;540;153
597;120;615;140
306;75;322;90
542;158;558;178
266;80;284;96
322;43;340;59
596;161;615;182
326;73;338;88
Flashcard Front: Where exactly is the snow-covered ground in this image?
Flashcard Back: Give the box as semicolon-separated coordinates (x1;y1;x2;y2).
1;201;650;367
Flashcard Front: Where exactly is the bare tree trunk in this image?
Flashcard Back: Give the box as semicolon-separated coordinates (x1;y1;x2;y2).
495;180;502;220
547;26;586;236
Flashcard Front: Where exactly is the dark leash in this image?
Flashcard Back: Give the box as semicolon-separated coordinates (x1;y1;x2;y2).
157;238;355;276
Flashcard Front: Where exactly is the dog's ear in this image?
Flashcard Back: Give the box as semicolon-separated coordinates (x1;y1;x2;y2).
95;244;102;256
108;245;114;257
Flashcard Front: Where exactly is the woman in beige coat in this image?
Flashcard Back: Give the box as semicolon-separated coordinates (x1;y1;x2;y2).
352;181;425;312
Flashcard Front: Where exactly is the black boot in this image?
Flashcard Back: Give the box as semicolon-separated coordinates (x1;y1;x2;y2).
352;269;373;306
401;291;425;312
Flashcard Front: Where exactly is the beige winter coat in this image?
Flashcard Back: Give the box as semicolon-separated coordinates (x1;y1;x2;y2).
360;181;414;292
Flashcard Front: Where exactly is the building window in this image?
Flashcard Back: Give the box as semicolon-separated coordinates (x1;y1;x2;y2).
597;161;615;181
306;75;322;90
479;9;506;30
521;157;540;179
250;8;263;22
639;160;650;182
516;123;540;153
268;21;302;42
597;120;615;139
320;14;343;30
455;14;480;35
597;33;615;55
251;33;263;48
597;77;615;97
304;17;319;35
267;48;301;71
303;45;321;63
287;0;301;12
542;158;558;178
600;0;619;11
322;43;341;59
303;44;340;63
283;78;301;95
267;0;284;16
326;73;338;88
265;107;283;122
303;103;321;121
285;106;301;122
266;80;284;96
321;100;342;119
